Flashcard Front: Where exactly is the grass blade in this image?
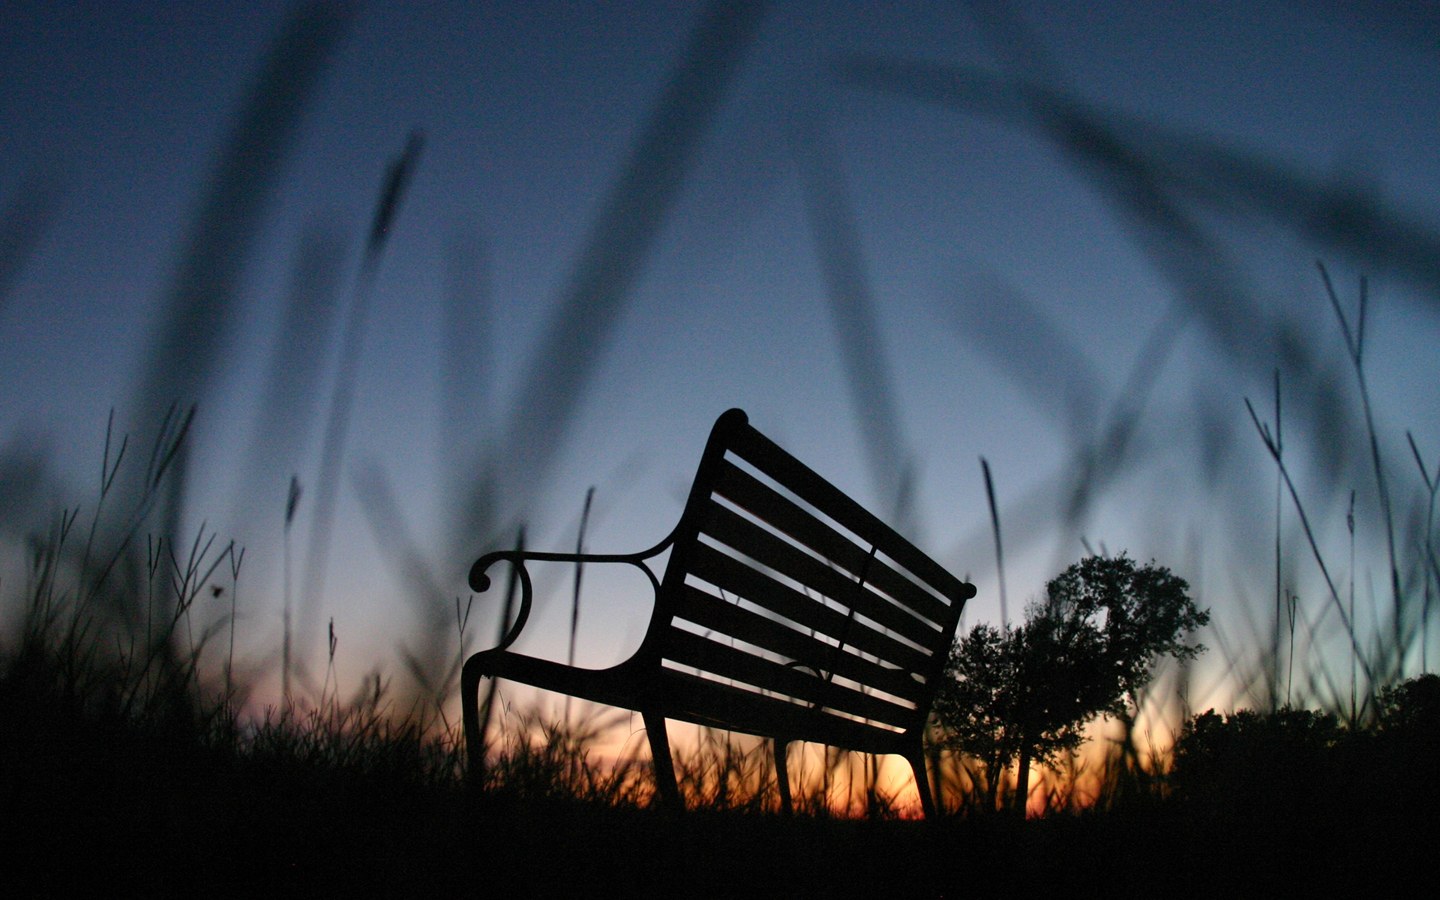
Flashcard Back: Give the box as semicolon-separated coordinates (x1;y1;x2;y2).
300;130;424;645
121;1;354;595
485;0;768;541
794;113;914;530
0;179;58;315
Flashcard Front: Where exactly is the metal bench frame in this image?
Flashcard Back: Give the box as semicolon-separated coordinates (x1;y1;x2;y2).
461;408;975;816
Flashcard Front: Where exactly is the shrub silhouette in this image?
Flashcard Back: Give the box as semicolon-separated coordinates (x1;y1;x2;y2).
1172;707;1343;816
1172;674;1440;828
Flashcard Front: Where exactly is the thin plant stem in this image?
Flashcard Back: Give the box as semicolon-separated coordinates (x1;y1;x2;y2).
565;487;595;725
1271;370;1283;709
1245;396;1373;685
454;591;474;734
1408;431;1438;673
283;475;301;716
227;544;244;713
1286;588;1297;707
77;409;127;613
1319;263;1402;666
1348;490;1357;724
321;617;337;715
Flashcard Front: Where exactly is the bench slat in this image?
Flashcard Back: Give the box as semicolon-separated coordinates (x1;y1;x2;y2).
721;419;972;606
685;540;933;673
661;628;920;730
671;582;929;703
654;668;919;753
713;460;953;627
697;501;943;648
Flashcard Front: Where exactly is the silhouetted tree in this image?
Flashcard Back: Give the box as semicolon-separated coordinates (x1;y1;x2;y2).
1377;672;1440;739
934;554;1209;814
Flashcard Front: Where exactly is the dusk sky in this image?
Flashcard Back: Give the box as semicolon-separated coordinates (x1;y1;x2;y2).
3;0;1438;723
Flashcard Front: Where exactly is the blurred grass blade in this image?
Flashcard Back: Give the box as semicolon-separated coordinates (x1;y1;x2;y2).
793;113;914;531
0;179;58;315
840;51;1440;302
1179;144;1440;300
351;460;449;621
942;271;1103;443
233;224;347;528
1056;305;1186;526
301;130;425;643
981;457;1008;628
487;0;768;539
131;0;353;432
845;54;1265;355
843;48;1378;523
352;460;454;710
437;231;495;541
940;265;1184;540
122;1;353;565
0;434;53;537
363;129;425;276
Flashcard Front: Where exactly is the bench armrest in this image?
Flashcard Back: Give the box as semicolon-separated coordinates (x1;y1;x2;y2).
467;542;668;653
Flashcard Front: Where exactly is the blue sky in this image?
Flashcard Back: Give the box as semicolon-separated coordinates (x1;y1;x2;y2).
3;1;1438;716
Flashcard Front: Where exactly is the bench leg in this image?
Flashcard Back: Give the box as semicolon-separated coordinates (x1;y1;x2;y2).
908;749;937;818
461;660;485;786
773;738;793;815
642;711;682;810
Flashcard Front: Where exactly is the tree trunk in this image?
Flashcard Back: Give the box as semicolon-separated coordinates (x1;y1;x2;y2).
985;751;1003;812
1014;741;1032;818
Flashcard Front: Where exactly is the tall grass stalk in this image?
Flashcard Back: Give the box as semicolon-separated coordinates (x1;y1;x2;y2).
1348;490;1357;722
453;592;473;727
1244;395;1370;684
1319;264;1405;662
1408;432;1438;672
564;487;595;726
1271;370;1284;710
282;475;301;714
225;544;244;715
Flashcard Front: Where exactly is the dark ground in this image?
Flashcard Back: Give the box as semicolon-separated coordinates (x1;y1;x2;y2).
4;672;1435;897
4;740;1429;897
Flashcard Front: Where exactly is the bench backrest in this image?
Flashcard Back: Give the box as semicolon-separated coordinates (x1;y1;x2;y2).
641;409;974;745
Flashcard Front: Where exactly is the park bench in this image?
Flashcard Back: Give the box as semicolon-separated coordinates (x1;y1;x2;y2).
461;408;976;816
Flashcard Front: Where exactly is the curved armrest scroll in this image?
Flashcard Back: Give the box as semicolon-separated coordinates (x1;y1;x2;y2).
468;550;536;653
467;541;670;654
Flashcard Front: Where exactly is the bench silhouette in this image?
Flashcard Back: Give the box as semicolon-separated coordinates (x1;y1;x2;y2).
461;408;976;816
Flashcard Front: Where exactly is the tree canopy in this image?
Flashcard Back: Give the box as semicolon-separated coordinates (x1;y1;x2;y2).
933;553;1209;812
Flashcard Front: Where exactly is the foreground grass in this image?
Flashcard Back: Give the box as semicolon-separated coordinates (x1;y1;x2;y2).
4;645;1436;897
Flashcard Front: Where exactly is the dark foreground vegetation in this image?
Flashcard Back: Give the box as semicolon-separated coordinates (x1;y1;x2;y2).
4;631;1436;897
